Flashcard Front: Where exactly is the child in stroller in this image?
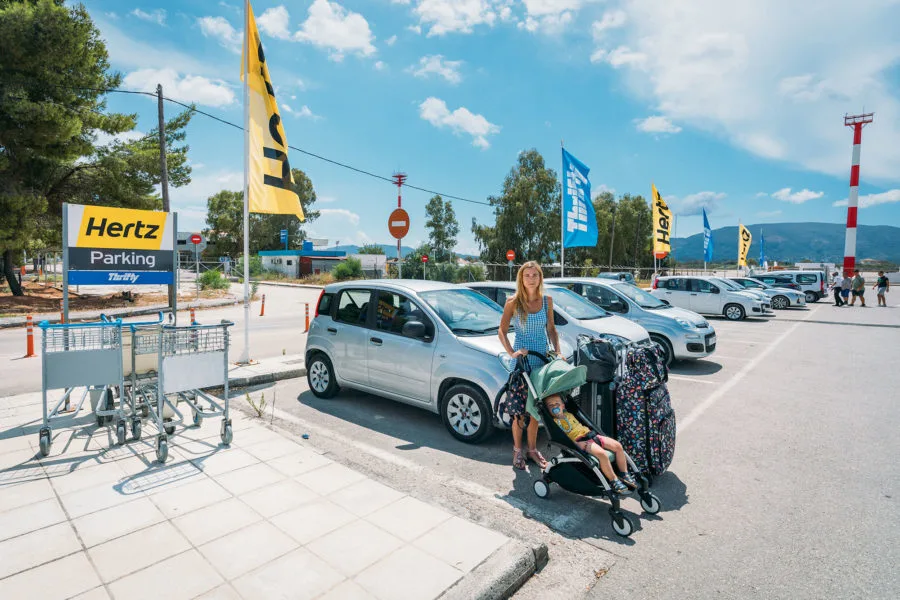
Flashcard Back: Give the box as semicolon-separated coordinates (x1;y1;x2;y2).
519;353;662;537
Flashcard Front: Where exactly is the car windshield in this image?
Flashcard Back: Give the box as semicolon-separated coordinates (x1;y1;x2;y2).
611;282;669;309
712;278;743;291
742;279;770;289
545;287;609;319
419;289;504;335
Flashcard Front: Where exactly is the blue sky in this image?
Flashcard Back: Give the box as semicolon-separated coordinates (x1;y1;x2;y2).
86;0;900;254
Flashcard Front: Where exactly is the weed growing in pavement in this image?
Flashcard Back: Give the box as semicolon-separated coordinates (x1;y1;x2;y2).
246;392;267;418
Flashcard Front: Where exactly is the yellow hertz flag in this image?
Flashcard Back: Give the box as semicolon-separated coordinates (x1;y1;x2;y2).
738;224;752;266
651;184;672;259
240;3;304;220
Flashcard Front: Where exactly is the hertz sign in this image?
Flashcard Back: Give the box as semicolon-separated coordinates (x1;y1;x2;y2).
65;204;175;285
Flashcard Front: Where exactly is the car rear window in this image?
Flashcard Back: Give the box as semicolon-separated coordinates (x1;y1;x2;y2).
317;292;334;316
335;290;372;326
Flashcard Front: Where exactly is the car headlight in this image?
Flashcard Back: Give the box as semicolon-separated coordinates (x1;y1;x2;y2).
674;318;694;330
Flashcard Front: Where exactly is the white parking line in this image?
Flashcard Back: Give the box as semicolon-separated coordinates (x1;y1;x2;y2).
679;307;818;433
668;375;718;385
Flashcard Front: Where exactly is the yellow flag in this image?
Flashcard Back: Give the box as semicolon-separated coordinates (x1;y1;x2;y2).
241;2;304;220
651;184;672;259
738;224;752;266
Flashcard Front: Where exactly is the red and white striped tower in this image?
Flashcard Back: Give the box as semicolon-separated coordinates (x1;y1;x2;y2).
842;112;874;274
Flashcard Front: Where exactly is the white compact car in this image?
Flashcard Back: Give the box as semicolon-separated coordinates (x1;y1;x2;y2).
708;277;774;315
651;276;765;321
729;277;806;309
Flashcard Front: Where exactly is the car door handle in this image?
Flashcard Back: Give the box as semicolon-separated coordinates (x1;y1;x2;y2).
690;293;698;296
327;327;337;334
369;337;383;346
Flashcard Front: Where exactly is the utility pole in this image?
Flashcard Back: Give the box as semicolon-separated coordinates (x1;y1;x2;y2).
608;201;617;271
842;112;874;274
157;84;176;317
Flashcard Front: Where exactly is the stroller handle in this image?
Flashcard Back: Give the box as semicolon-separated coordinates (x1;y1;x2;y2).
516;351;552;372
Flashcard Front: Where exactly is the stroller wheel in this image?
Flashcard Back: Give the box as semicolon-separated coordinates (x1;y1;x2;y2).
533;479;550;499
640;493;661;515
611;512;634;537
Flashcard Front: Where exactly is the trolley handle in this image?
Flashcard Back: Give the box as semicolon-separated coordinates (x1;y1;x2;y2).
39;319;123;330
104;311;165;326
162;320;234;331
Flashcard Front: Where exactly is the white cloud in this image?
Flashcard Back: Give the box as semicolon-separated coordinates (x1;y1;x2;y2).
105;12;119;20
257;5;292;40
96;16;213;76
385;35;398;46
757;210;783;217
123;68;235;107
595;184;616;196
419;97;500;149
833;189;900;208
407;24;422;34
677;191;726;216
635;115;682;134
94;130;145;147
318;208;361;225
590;0;900;182
306;208;375;246
409;55;464;84
294;0;376;61
520;0;584;33
169;170;243;231
592;10;627;40
283;104;322;120
408;0;500;36
131;9;166;26
771;188;824;203
197;16;242;53
374;61;387;71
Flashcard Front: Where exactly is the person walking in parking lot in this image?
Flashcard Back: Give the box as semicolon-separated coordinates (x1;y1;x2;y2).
849;270;866;307
873;271;890;307
831;271;845;306
840;273;852;306
499;261;561;471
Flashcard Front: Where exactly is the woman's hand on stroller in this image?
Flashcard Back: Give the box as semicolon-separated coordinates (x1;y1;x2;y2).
511;349;529;359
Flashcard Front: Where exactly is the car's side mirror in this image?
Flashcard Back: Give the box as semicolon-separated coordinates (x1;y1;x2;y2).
401;321;427;339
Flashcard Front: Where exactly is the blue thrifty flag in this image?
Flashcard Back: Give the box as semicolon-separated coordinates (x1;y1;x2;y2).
562;149;598;248
702;208;714;262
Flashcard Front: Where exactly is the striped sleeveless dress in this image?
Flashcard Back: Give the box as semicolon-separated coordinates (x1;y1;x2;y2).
507;296;550;416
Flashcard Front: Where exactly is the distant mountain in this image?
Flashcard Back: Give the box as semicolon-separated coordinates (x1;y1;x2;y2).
672;223;900;263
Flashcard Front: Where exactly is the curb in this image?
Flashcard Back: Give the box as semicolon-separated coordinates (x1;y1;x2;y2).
440;540;547;600
228;366;306;388
0;299;237;330
255;281;325;290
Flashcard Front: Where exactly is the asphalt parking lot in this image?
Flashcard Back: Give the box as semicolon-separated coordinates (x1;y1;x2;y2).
245;300;900;599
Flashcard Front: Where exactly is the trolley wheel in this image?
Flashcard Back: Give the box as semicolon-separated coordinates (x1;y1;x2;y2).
39;430;52;457
116;421;126;445
611;512;634;537
164;419;175;436
141;404;149;418
131;419;142;441
96;415;105;427
156;438;168;463
192;410;203;427
640;493;661;515
533;479;550;499
221;421;233;445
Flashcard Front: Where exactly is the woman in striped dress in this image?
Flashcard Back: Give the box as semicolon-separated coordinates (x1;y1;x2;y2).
499;262;561;470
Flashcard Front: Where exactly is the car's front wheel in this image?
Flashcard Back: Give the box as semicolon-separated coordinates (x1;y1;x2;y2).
724;304;746;321
441;383;494;444
771;295;789;310
649;334;674;367
307;353;340;398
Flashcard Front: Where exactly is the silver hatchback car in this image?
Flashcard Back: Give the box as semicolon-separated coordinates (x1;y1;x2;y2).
304;280;569;444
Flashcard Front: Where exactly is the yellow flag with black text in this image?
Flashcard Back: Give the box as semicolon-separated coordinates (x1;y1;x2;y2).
651;184;672;259
738;224;752;266
240;2;304;220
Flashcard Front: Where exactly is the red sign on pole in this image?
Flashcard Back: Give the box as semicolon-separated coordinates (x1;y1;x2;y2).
421;255;428;264
190;234;202;245
388;209;410;240
506;250;515;261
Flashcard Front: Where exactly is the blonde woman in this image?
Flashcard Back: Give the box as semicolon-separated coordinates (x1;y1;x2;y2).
499;261;561;470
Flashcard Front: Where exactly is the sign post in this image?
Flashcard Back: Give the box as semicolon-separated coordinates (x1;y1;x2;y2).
388;208;410;279
191;233;202;300
421;254;428;280
506;250;515;281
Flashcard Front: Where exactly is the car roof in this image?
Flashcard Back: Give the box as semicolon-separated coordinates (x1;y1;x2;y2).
467;281;568;290
323;279;459;294
545;277;617;286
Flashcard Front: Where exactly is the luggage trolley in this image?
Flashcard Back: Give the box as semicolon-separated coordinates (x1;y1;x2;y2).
153;320;234;463
38;320;127;457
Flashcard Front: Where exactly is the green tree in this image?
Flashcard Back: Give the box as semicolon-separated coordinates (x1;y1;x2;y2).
203;168;319;257
424;195;459;263
0;0;192;295
357;244;385;255
472;149;560;266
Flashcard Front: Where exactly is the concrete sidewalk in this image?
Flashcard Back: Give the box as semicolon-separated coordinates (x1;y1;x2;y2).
228;354;307;388
0;298;238;329
0;389;536;600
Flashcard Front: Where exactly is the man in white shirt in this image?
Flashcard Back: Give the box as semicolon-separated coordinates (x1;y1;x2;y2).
831;271;844;306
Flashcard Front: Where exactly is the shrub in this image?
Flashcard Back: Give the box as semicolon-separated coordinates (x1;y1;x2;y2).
457;264;486;282
332;257;364;281
429;263;459;283
235;256;263;278
199;269;230;290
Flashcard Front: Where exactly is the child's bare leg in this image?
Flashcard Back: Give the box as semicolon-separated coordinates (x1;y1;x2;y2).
589;444;617;481
601;437;629;473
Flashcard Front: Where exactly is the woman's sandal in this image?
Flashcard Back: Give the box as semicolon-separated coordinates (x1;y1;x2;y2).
513;448;527;470
526;449;548;469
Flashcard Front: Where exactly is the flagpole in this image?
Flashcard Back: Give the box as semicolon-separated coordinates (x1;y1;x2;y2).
239;0;251;364
560;141;564;277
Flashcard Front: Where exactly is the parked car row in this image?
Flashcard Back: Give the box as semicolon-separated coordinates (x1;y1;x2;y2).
304;274;809;444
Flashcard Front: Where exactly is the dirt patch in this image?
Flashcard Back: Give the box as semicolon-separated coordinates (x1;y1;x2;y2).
0;281;233;315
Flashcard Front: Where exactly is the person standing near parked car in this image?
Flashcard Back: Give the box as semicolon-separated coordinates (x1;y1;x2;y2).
849;270;867;307
873;271;890;307
499;261;561;471
831;271;844;306
840;273;852;306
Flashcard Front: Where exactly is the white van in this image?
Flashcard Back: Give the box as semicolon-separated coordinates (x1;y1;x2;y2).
755;270;827;303
651;276;765;321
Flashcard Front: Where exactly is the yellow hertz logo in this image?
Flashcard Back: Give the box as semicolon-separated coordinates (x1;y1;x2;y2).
75;206;168;250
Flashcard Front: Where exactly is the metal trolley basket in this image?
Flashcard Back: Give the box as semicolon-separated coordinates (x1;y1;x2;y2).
38;320;127;456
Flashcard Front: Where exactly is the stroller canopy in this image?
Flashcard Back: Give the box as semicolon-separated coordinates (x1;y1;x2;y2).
526;359;587;420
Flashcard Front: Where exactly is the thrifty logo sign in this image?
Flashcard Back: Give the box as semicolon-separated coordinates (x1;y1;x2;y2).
71;205;170;250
